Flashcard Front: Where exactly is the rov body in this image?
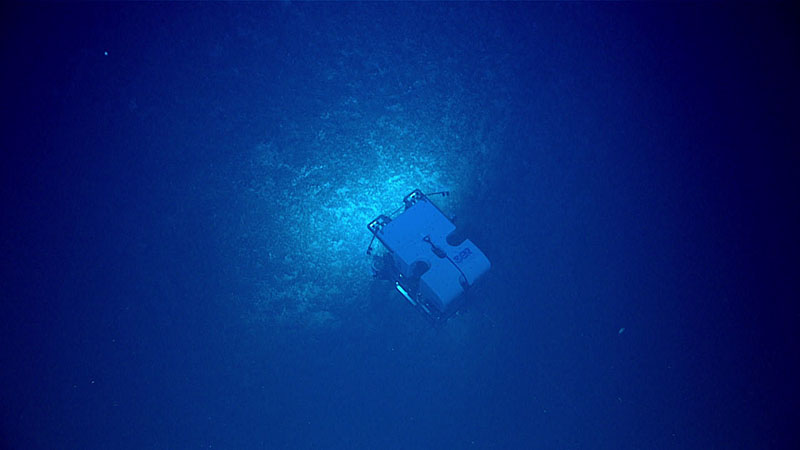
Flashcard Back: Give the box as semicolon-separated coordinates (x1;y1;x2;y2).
367;189;491;323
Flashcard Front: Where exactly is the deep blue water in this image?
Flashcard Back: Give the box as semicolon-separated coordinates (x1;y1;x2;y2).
1;2;798;449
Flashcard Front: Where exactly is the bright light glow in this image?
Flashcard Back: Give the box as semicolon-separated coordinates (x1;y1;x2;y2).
395;282;416;306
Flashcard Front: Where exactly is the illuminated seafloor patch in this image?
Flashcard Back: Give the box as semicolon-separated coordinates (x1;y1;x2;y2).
231;52;505;331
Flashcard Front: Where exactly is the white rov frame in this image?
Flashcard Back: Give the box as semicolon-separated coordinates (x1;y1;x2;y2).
367;189;491;324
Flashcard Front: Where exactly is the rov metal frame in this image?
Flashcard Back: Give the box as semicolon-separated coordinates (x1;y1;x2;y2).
366;189;461;324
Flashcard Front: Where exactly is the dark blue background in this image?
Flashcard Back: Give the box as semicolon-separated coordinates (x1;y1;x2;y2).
1;2;798;449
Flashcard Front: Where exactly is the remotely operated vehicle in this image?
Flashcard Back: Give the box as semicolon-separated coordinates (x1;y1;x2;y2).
367;189;491;323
